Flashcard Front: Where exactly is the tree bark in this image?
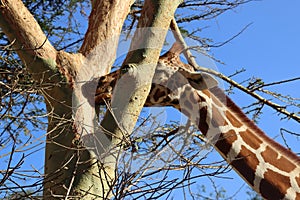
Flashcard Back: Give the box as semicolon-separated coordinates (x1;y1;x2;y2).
69;1;134;199
0;0;133;199
99;0;183;188
0;0;57;74
1;0;183;198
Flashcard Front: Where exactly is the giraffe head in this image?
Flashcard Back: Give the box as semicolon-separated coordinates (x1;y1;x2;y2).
96;43;300;200
96;42;218;107
145;42;218;107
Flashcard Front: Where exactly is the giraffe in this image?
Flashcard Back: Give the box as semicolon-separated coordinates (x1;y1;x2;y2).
95;43;300;200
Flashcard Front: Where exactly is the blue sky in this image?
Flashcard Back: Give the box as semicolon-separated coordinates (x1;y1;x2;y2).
183;1;300;199
134;2;300;198
210;0;300;143
213;1;300;81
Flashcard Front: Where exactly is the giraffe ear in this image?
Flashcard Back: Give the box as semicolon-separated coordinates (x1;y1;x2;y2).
178;69;218;90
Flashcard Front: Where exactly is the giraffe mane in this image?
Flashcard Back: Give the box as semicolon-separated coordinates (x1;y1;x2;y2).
210;86;300;165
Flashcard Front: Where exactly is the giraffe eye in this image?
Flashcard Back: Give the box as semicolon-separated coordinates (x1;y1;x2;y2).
99;76;106;81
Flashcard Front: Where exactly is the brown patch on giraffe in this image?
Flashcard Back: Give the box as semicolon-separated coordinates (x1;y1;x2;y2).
296;175;300;190
189;92;199;104
261;146;297;173
170;98;179;107
152;87;167;102
231;145;259;185
181;90;187;99
260;169;290;200
296;192;300;200
95;70;119;105
211;106;228;128
225;110;243;128
201;89;211;99
198;94;207;103
210;92;224;108
215;130;238;156
197;107;209;135
239;131;263;150
184;100;193;111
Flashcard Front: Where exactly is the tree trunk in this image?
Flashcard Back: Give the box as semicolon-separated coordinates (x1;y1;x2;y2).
0;0;183;198
0;0;132;198
100;0;183;159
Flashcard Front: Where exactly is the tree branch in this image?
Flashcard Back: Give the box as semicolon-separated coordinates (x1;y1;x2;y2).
79;0;134;61
0;0;57;80
100;0;183;146
169;18;300;123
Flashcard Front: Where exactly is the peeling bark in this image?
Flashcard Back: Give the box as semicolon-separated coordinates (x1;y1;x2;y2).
80;0;133;58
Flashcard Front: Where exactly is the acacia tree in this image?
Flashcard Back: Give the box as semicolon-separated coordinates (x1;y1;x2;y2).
0;0;299;199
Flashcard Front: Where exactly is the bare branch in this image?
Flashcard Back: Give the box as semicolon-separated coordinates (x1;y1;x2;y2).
0;0;57;78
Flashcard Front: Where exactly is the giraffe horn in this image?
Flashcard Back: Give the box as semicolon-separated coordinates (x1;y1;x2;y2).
169;41;185;55
178;69;219;90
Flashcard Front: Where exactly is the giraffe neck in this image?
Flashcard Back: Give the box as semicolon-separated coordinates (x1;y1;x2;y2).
181;86;300;200
95;43;300;199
